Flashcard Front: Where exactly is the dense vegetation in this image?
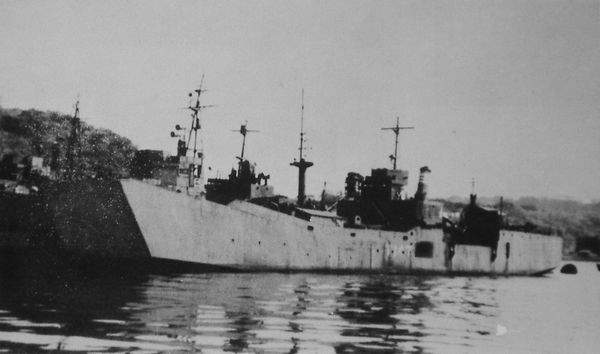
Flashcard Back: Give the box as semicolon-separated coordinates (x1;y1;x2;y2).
0;106;136;179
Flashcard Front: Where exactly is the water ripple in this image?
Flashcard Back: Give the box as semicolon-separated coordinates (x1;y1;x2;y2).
1;257;599;353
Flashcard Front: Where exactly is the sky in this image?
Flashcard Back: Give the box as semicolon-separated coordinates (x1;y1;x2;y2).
1;0;599;202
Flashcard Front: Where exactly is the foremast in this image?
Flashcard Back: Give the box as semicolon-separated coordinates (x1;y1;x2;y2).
290;89;313;206
170;77;213;197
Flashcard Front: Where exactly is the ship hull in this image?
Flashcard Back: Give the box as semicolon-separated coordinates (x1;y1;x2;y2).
119;179;562;275
46;180;150;258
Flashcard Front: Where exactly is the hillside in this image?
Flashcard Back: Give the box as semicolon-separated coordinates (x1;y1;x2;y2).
0;106;136;179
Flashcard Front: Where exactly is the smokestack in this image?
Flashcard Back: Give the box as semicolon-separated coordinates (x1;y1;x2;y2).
470;178;477;205
415;166;431;201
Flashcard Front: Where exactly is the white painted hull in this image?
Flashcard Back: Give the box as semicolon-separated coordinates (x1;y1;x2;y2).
121;179;562;275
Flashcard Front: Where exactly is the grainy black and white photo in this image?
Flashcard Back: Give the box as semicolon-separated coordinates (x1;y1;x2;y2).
1;0;599;352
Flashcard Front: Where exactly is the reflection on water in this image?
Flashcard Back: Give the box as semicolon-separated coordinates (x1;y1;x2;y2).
0;250;599;353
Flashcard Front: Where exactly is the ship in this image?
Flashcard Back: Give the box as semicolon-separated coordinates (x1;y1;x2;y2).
32;83;563;275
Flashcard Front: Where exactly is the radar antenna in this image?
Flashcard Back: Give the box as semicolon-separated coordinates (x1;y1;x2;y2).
381;116;414;169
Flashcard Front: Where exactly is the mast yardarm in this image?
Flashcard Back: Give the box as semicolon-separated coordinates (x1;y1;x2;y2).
381;116;414;169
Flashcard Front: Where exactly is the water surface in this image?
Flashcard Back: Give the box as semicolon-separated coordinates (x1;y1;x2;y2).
0;252;598;353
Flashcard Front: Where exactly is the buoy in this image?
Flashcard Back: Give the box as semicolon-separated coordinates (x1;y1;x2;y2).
560;263;577;274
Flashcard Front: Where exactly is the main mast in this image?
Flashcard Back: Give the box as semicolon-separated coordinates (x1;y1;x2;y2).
381;116;413;169
290;89;313;206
